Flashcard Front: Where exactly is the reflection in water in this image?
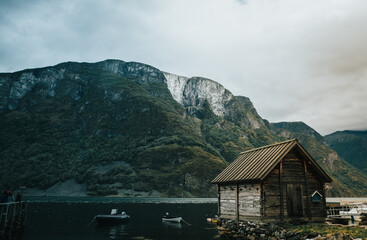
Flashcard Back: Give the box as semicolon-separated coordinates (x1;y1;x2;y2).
162;221;182;229
109;227;117;239
162;221;182;237
96;224;128;239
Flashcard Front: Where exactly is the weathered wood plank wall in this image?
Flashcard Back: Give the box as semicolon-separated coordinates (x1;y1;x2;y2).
262;149;326;221
219;185;236;218
238;184;261;218
262;165;281;220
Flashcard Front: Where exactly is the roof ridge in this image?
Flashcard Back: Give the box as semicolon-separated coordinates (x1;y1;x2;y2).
212;138;332;184
240;138;297;154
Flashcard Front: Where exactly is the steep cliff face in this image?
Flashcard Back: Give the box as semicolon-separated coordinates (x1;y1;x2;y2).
164;73;232;117
1;59;366;197
1;69;67;112
163;72;268;133
163;72;189;105
99;59;166;85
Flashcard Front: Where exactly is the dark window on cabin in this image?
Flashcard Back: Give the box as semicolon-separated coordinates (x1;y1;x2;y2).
286;184;303;217
311;192;322;203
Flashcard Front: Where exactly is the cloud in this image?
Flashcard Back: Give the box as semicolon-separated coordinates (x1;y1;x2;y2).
0;0;366;135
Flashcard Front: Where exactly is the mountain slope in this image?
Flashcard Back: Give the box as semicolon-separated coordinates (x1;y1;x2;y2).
0;59;366;197
325;130;367;173
271;122;367;196
0;60;279;197
0;61;221;196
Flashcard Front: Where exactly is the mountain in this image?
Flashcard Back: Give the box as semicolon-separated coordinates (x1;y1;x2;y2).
325;130;367;173
0;60;279;197
271;122;367;196
0;59;366;197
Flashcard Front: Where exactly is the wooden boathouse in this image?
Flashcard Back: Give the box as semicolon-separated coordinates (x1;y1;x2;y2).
212;139;332;222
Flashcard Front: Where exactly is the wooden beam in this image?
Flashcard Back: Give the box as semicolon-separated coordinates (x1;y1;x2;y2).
218;184;221;216
260;182;265;220
279;160;284;221
322;184;327;218
236;183;239;221
304;160;312;220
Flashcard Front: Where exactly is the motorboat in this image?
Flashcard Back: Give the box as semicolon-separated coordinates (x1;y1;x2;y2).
95;209;130;224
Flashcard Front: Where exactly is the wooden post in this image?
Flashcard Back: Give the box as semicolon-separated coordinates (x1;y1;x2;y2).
0;204;3;228
16;202;21;228
0;201;27;239
304;160;311;220
10;204;16;232
279;160;284;221
2;204;10;236
322;185;327;218
260;182;264;220
0;204;3;238
218;184;221;216
236;183;239;221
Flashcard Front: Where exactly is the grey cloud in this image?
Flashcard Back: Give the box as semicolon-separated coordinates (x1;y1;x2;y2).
0;0;366;135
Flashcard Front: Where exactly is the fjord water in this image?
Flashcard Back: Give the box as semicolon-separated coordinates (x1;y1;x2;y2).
22;197;219;240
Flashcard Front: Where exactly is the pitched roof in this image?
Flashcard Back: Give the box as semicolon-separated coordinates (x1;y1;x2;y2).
212;139;332;184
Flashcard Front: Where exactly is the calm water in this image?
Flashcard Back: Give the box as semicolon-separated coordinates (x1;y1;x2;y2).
22;197;220;240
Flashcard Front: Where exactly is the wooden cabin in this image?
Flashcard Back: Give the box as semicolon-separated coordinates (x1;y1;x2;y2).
212;139;332;222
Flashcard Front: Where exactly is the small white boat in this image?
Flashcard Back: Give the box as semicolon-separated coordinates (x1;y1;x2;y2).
95;209;130;224
340;204;367;221
162;216;183;223
162;212;182;223
340;205;367;215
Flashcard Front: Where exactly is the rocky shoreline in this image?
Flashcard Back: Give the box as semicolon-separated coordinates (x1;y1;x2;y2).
217;219;355;240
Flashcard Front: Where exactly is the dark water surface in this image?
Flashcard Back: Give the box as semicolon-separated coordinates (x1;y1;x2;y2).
22;197;219;240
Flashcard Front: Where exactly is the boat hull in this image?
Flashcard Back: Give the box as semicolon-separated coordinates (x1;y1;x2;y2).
162;217;182;223
95;215;130;224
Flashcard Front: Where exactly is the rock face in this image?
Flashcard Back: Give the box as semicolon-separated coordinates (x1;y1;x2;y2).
164;72;232;117
1;70;62;112
163;72;267;131
163;72;189;104
0;59;367;197
99;59;166;85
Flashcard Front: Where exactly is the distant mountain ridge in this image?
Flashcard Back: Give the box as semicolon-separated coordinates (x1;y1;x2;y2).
0;59;366;197
325;130;367;174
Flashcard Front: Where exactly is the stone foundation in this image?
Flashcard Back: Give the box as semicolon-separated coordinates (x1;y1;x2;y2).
217;219;354;240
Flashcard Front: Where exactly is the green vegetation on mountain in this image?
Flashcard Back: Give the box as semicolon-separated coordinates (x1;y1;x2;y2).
325;130;367;173
0;62;223;196
0;60;277;197
0;59;366;197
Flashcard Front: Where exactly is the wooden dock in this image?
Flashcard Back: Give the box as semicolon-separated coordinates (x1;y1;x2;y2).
0;201;27;240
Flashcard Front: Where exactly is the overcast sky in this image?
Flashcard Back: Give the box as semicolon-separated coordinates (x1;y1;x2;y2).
1;0;366;135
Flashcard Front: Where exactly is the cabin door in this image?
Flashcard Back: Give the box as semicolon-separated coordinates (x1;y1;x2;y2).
286;184;303;217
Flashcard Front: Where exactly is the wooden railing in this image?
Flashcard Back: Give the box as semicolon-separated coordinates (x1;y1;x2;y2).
0;201;27;240
327;206;350;217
